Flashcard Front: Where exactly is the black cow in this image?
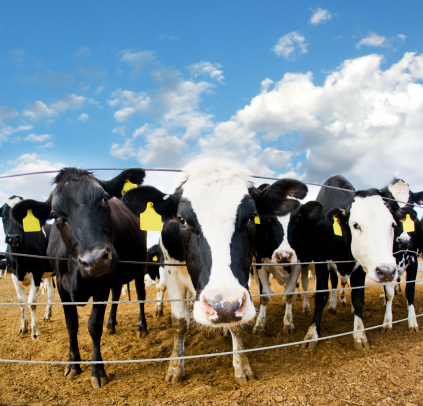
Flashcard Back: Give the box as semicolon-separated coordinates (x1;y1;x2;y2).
380;178;423;331
11;168;147;389
300;175;413;350
0;196;55;338
123;159;308;385
145;243;167;317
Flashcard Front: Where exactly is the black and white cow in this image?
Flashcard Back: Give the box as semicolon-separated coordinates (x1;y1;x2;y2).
253;182;321;334
11;168;147;389
0;196;55;338
123;159;307;385
301;175;414;350
145;243;167;317
380;178;423;331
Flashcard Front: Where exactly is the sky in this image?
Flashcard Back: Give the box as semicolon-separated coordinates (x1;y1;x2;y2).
1;1;423;249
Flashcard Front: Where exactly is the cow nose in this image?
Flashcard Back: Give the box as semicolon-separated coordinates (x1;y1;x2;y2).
6;233;20;246
275;251;293;264
375;265;396;282
78;247;115;275
397;237;411;250
202;293;248;324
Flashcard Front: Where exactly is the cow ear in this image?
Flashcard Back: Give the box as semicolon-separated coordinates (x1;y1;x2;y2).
0;204;4;217
326;208;349;237
394;207;418;223
101;168;146;198
122;185;177;218
411;191;423;205
11;200;51;227
301;201;322;221
252;179;308;216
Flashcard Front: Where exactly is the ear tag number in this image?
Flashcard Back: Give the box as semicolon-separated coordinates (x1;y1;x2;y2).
254;216;261;225
152;255;158;262
23;209;41;232
140;202;163;231
333;217;342;236
121;179;138;196
403;214;415;233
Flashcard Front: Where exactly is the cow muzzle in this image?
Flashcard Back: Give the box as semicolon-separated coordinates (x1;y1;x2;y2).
6;233;21;247
375;264;397;282
78;247;116;277
274;250;296;264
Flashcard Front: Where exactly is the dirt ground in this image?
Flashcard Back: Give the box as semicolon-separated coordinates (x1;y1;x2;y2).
1;272;423;406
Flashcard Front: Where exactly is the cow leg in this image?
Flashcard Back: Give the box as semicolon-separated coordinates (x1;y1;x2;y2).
328;268;338;314
165;270;190;382
252;267;270;334
405;257;418;331
154;267;166;318
350;267;369;350
300;266;311;315
282;264;301;333
135;274;148;336
59;286;82;380
28;276;41;339
383;283;395;331
340;278;347;306
302;263;329;350
11;274;28;334
88;300;109;389
106;286;120;334
229;328;255;385
44;277;54;321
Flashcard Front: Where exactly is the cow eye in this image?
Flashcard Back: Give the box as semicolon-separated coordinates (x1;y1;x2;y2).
178;216;187;226
102;195;110;204
50;212;58;220
248;214;257;224
353;223;361;230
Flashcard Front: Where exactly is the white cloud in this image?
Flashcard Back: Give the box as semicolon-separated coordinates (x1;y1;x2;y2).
272;32;308;60
0;124;33;142
189;61;224;83
197;52;423;190
108;89;152;122
310;8;332;25
120;50;156;76
74;46;91;57
77;113;89;122
25;133;53;142
356;32;388;49
0;106;19;122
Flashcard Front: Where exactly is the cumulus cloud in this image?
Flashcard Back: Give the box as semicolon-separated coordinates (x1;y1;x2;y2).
272;32;308;60
198;52;423;190
310;8;332;25
0;124;33;142
22;94;86;122
77;113;89;122
189;61;224;83
356;32;388;49
120;50;156;76
25;133;53;142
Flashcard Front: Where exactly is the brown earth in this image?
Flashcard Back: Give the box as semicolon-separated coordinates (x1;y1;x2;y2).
1;273;423;406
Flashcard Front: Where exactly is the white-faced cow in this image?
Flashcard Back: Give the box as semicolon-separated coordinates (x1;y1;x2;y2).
301;175;414;350
380;178;423;331
11;168;147;389
123;159;307;385
253;183;320;334
0;196;55;339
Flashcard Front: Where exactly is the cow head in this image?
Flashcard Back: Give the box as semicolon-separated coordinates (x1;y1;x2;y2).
327;189;415;283
11;168;146;279
0;196;25;248
123;160;307;327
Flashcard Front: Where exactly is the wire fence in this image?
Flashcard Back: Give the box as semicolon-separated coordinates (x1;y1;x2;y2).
0;168;422;366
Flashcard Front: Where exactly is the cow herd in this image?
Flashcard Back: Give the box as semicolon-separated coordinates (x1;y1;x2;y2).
0;159;422;389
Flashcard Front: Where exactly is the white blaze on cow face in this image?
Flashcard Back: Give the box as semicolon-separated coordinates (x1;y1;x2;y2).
272;214;297;264
177;161;256;327
349;195;397;282
388;180;409;208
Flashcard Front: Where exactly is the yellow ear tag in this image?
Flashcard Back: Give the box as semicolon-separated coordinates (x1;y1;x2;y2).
121;179;138;196
140;202;163;231
403;214;415;233
152;255;158;262
254;216;261;225
333;217;342;236
22;209;41;232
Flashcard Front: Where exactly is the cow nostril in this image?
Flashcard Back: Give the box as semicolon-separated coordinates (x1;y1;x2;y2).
375;265;396;282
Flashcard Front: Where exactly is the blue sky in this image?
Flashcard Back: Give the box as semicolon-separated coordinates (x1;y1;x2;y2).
1;1;423;248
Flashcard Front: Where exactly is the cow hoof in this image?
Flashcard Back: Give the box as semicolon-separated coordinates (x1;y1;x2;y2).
354;341;370;350
138;329;149;338
31;333;40;340
283;325;295;334
328;308;337;314
234;371;255;386
65;367;82;379
165;369;185;383
154;309;164;318
409;326;419;332
19;327;28;335
302;340;318;351
303;306;310;316
382;325;392;333
106;327;116;335
91;376;109;389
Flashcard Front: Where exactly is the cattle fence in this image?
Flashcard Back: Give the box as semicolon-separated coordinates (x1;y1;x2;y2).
0;168;422;366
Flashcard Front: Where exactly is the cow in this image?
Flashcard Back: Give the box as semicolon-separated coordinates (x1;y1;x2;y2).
252;182;321;334
11;168;147;389
300;175;414;350
146;243;167;317
0;196;55;338
122;159;308;385
0;255;7;278
380;178;423;331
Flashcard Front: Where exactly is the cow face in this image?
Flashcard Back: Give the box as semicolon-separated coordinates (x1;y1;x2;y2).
123;160;307;327
11;168;146;279
0;196;24;247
